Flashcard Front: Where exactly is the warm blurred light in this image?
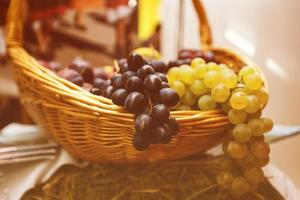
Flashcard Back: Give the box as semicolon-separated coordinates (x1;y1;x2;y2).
128;0;137;8
265;58;288;80
225;29;255;56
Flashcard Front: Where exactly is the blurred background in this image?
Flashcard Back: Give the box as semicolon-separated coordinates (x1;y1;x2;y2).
0;0;300;187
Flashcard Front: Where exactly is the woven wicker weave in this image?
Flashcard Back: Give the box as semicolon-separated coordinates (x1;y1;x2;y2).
6;0;267;163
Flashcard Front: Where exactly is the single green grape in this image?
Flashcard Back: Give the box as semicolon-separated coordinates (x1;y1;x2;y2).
217;171;234;188
181;89;197;106
231;177;251;198
171;80;186;97
203;70;221;88
167;67;181;84
254;88;269;107
211;84;230;103
222;71;238;89
244;73;263;90
228;109;247;124
238;66;255;81
244;95;260;113
227;141;248;159
207;62;221;71
248;118;264;136
250;141;270;159
180;65;196;85
219;64;230;70
194;64;207;79
232;123;252;143
230;91;249;110
190;79;208;96
191;58;206;68
261;117;273;133
243;167;264;185
197;95;217;111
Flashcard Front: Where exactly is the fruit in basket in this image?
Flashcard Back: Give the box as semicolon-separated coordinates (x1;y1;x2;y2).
112;89;128;106
211;84;230;103
93;67;109;80
232;124;252;143
122;71;136;84
137;65;155;79
261;117;273;133
57;69;84;86
125;76;144;92
132;133;150;151
228;109;247;124
128;53;145;71
125;92;147;114
144;74;162;93
150;60;166;73
229;91;248;110
69;57;94;83
198;95;216;111
244;73;263;90
159;88;180;107
151;104;170;122
111;74;123;89
135;114;154;135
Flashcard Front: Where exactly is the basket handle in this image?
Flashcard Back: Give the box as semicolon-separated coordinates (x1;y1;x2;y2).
6;0;23;47
191;0;213;49
5;0;213;49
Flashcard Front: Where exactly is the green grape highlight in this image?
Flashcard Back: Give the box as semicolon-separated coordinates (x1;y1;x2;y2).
211;84;230;103
180;65;196;85
232;123;252;143
244;73;263;91
244;95;260;113
261;117;273;133
228;109;247;125
181;89;197;106
248;118;264;136
203;70;220;88
230;91;248;110
227;141;248;159
197;95;217;111
190;79;208;96
172;80;186;97
238;66;255;81
191;58;206;68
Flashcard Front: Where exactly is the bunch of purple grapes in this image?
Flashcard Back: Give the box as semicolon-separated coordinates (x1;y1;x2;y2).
96;54;180;150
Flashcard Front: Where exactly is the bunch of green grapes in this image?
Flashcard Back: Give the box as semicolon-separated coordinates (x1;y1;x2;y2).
167;58;274;198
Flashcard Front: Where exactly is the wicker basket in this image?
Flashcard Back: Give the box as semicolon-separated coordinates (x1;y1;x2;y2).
6;0;267;163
